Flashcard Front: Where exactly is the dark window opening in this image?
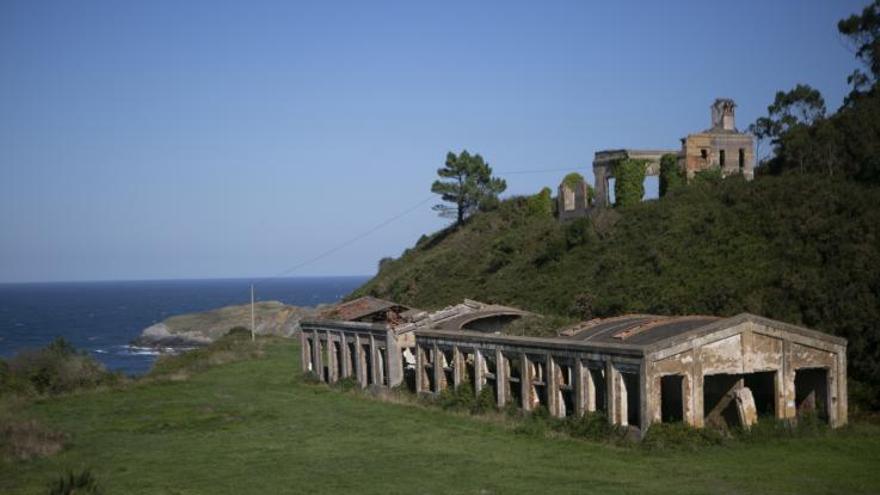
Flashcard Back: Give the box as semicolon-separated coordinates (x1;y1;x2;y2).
744;371;776;417
700;149;708;160
508;355;522;407
719;149;726;167
590;368;607;413
795;368;829;422
623;372;641;428
661;375;684;423
738;148;745;170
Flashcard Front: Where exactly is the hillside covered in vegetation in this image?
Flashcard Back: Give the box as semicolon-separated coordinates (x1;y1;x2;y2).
351;175;880;406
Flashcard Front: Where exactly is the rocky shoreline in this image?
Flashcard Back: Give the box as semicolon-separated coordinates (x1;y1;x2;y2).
132;300;321;349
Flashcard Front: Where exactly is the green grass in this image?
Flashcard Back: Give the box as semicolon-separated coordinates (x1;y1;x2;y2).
3;339;880;494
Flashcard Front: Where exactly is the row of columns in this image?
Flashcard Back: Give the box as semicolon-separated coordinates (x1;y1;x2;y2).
414;342;639;427
300;329;392;388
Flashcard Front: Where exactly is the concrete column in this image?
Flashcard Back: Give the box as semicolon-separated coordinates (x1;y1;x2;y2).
782;340;796;420
415;344;424;394
496;349;507;408
312;330;323;382
452;346;463;389
585;366;596;413
547;356;558;417
692;345;705;428
369;335;378;386
433;344;444;393
354;334;366;388
574;360;585;417
326;331;338;383
474;349;484;396
300;331;310;374
593;164;610;207
682;373;694;426
521;353;532;412
339;332;350;379
385;330;403;388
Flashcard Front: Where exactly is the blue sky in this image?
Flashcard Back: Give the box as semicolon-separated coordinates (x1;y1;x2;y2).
0;0;866;283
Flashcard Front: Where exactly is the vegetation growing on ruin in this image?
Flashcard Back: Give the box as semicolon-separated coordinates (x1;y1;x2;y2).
659;153;685;197
611;158;647;206
351;174;880;409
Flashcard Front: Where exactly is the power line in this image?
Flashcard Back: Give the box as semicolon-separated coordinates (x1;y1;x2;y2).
252;195;435;286
496;167;587;175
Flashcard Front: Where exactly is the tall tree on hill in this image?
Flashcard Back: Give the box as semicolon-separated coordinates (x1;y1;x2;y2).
838;0;880;103
431;150;507;226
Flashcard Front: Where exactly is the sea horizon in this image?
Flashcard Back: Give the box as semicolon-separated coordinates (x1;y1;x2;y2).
0;276;369;375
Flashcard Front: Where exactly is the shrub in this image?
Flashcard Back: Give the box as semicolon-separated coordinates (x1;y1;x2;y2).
527;187;553;216
48;469;102;495
471;386;496;414
4;338;115;396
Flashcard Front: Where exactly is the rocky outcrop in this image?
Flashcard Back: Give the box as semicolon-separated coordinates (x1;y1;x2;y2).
133;301;319;348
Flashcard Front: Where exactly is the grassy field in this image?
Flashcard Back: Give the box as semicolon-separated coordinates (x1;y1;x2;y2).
3;339;880;494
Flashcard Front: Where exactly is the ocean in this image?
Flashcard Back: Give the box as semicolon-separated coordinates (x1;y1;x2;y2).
0;276;368;376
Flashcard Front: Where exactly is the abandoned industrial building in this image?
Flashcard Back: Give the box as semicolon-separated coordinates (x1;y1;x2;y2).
300;297;848;435
559;98;756;217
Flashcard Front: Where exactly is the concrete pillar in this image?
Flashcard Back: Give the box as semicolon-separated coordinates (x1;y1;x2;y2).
782;340;796;420
521;353;532;412
385;330;403;388
300;331;310;374
433;344;444;393
312;330;323;382
415;344;424;394
339;332;350;379
354;334;366;387
617;369;628;427
452;346;463;389
593;164;610;207
326;331;337;384
574;360;585;417
605;359;616;424
547;355;559;417
369;335;378;386
692;345;705;428
496;349;507;408
474;349;484;396
585;365;596;413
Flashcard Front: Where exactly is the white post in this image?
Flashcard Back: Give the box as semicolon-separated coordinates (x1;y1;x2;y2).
250;284;256;342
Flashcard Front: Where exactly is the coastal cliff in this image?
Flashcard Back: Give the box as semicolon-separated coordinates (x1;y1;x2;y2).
134;301;317;348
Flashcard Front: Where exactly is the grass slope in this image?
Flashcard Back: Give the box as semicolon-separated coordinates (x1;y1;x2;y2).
352;175;880;403
3;339;880;494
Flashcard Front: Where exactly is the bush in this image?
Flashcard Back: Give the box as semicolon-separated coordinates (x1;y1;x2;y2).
471;386;496;414
3;338;116;396
48;469;102;495
527;187;553;216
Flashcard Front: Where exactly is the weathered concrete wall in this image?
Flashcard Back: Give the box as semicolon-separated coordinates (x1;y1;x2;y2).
645;320;847;429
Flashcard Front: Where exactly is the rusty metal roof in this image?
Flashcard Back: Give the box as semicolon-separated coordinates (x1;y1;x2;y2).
561;314;721;346
319;296;411;322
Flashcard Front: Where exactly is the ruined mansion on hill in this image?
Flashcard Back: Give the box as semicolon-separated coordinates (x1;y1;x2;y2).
558;98;756;219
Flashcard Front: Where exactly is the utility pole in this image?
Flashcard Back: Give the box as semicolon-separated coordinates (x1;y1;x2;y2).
250;284;256;342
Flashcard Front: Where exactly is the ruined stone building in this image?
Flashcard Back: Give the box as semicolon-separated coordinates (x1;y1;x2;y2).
300;297;848;436
578;98;756;210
